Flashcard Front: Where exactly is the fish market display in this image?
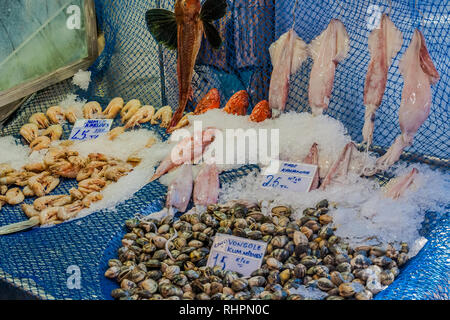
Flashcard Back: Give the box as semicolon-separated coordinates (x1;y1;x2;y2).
308;19;349;116
106;200;410;300
0;96;177;233
363;14;403;147
145;0;228;132
268;29;308;116
375;29;439;172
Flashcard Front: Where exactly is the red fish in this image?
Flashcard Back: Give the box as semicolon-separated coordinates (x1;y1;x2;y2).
249;100;271;122
363;14;403;147
194;88;220;115
146;0;227;133
223;90;249;115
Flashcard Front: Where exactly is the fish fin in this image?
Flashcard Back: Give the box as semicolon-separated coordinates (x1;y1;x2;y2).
203;21;222;49
167;108;185;133
200;0;227;22
332;19;349;63
418;30;440;84
383;14;403;67
145;9;177;50
291;33;308;75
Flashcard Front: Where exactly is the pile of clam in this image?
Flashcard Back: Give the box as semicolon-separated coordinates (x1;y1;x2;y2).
105;200;409;300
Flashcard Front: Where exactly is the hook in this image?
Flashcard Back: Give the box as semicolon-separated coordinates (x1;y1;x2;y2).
415;0;425;30
292;0;299;29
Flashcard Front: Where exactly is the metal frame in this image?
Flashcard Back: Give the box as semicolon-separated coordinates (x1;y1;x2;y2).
0;0;98;108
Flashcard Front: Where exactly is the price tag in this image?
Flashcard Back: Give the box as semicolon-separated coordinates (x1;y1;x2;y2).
261;161;318;193
69;119;113;141
206;233;267;277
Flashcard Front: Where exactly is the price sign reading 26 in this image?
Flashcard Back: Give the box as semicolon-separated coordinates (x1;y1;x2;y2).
260;161;318;193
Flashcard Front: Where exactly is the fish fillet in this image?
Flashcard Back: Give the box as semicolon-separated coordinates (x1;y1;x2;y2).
268;29;308;116
363;14;402;146
376;29;439;171
308;19;349;116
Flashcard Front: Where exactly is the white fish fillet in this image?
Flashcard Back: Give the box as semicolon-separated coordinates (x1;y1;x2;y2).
363;14;403;145
268;29;308;116
308;19;349;116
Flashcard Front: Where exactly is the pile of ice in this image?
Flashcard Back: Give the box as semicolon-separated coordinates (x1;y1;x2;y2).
219;162;449;257
72;69;91;91
67;129;169;219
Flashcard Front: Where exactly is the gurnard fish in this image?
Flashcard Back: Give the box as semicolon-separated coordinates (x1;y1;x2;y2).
150;128;217;181
376;30;439;171
146;0;227;133
363;14;403;147
302;143;320;191
193;163;219;206
384;168;418;200
308;19;349;116
166;163;194;213
268;29;308;117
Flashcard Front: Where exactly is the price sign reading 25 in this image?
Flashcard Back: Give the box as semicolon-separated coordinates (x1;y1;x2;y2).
69;119;113;141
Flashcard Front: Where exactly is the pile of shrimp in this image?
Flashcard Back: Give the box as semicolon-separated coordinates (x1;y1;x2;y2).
1;97;170;227
19;98;174;150
0;146;140;226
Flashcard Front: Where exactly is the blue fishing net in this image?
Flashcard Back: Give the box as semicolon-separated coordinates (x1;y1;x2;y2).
0;0;448;300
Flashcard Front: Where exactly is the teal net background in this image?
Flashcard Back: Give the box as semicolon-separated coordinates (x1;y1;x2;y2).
0;0;448;299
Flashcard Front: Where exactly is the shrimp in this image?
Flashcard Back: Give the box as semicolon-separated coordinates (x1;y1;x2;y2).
104;165;131;181
78;178;106;195
42;124;63;141
34;194;72;211
108;126;125;140
22;185;35;197
29;136;51;151
124;105;155;129
121;99;141;123
103;97;124;119
57;201;84;221
21;204;39;218
83;101;103;119
39;207;61;225
28;172;60;197
49;159;84;179
0;164;14;177
0;188;24;205
46;106;65;124
82;192;103;208
23;162;47;173
29;113;50;129
20;123;39;144
69;188;84;200
151;106;173;128
65;107;80;124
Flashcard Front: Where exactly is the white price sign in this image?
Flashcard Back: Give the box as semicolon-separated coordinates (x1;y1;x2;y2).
207;233;267;277
261;161;318;193
69;119;113;141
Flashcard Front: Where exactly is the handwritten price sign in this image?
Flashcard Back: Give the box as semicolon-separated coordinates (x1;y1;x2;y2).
261;161;318;193
206;234;267;277
69;119;113;141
